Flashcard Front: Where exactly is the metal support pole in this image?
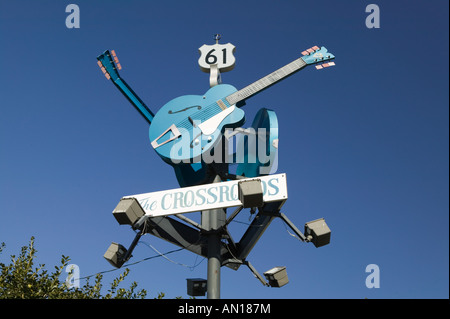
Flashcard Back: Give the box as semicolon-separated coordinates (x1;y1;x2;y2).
202;175;225;299
206;227;222;299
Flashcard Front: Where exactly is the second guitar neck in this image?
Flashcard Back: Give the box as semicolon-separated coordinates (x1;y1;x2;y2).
112;78;154;124
97;50;154;124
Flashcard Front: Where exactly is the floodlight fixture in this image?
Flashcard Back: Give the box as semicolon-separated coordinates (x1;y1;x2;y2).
238;179;264;208
103;242;128;268
263;266;289;287
304;218;331;248
103;225;145;268
187;278;207;297
112;197;145;226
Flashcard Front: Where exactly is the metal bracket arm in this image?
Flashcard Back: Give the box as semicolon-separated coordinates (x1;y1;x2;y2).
276;212;308;242
244;260;269;287
122;227;145;263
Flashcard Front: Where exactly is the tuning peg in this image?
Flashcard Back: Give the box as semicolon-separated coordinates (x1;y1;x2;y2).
302;48;315;55
97;60;110;79
316;62;336;69
111;50;118;62
101;67;111;79
311;45;320;51
315;61;335;70
111;50;122;70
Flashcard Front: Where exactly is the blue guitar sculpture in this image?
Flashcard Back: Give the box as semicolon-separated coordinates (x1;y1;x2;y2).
97;46;335;186
148;46;335;165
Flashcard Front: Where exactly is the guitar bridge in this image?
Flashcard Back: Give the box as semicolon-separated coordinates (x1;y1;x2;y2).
151;124;181;149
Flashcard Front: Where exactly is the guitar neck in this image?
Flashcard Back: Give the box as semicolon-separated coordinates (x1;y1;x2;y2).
226;56;307;105
97;50;154;124
112;78;154;124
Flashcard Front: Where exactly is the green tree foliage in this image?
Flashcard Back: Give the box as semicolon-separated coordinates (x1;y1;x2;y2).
0;237;162;299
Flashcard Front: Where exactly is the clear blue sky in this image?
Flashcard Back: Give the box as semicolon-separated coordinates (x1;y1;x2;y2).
0;0;448;299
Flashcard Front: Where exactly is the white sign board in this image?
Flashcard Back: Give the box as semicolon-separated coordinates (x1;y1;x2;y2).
124;173;288;217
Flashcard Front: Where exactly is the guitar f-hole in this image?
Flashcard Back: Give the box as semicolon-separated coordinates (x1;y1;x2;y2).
168;105;202;114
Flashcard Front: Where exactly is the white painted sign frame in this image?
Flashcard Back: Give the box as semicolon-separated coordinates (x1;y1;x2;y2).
123;173;288;217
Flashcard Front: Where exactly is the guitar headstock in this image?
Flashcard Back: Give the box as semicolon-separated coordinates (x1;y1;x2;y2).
97;50;122;80
301;46;336;69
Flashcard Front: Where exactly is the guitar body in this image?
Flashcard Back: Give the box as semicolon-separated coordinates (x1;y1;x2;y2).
149;84;246;164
